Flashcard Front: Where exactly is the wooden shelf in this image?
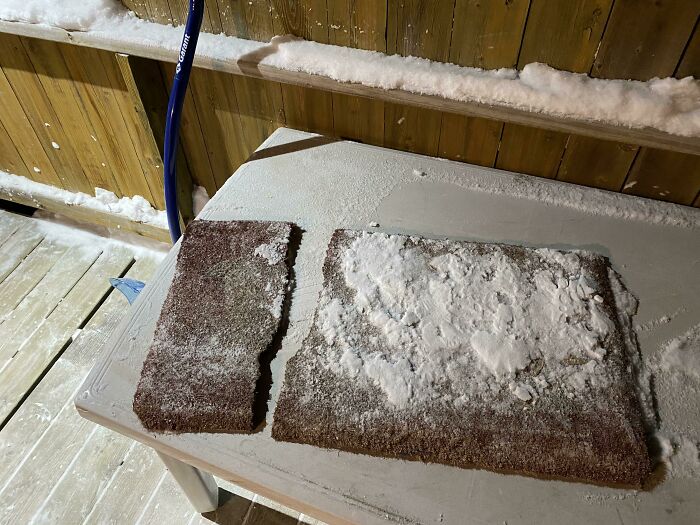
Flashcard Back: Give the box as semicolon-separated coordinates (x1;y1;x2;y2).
1;19;698;156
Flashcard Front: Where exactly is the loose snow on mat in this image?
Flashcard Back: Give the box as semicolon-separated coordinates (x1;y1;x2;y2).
0;171;167;228
255;241;288;266
319;231;617;409
2;1;700;137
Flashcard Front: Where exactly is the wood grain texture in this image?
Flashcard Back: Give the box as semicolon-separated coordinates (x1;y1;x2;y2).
593;0;700;81
0;240;65;317
143;0;175;25
0;253;166;525
160;61;217;196
0;210;24;246
439;0;528;166
2;1;700;211
385;0;456;156
273;0;336;138
115;53;194;220
0;67;62;186
451;0;530;69
676;21;700;78
121;0;152;19
110;53;168;210
438;112;502;166
500;0;613;179
0;226;43;285
328;0;386;145
189;68;249;188
221;2;287;157
0;119;30;178
19;38;120;194
622;148;700;206
327;0;386;50
60;45;160;206
496;125;569;179
2;19;698;154
0;34;92;192
0;247;134;426
517;0;613;72
0;246;101;378
589;1;700;204
556;136;637;191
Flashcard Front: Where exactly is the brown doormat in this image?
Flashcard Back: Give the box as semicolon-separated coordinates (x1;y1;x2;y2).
273;230;650;487
134;220;293;433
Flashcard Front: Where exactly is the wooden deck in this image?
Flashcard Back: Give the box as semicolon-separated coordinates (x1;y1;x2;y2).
0;209;320;525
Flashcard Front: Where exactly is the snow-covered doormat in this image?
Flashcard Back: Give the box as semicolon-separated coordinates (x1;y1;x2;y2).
273;230;650;487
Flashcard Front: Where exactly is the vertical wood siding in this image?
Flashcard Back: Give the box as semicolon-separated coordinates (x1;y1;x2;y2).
1;0;699;209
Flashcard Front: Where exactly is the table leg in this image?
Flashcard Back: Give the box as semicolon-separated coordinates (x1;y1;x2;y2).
157;452;219;512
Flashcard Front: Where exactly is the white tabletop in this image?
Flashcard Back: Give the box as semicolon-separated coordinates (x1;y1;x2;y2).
76;128;700;525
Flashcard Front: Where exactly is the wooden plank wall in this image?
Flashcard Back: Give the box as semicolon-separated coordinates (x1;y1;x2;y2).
1;0;699;210
0;33;168;209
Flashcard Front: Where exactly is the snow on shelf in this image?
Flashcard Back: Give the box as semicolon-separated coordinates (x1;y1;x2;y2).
1;1;699;142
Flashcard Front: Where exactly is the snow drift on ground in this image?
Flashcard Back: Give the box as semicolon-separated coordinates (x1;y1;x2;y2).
0;170;167;228
1;0;699;137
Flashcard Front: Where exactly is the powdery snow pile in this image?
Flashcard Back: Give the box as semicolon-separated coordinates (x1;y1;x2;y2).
659;323;700;380
647;324;700;479
318;231;621;409
2;1;699;137
0;170;167;228
255;241;287;266
0;0;122;31
656;433;700;479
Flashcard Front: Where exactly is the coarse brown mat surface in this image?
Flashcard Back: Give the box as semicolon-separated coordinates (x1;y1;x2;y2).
273;230;651;487
134;220;292;433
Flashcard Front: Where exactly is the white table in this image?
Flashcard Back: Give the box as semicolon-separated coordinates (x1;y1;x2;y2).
76;128;700;524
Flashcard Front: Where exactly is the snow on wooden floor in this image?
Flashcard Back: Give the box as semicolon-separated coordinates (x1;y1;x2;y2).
0;209;321;525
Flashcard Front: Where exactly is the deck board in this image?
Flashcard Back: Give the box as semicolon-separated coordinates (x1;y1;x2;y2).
0;246;134;425
0;239;68;320
0;209;26;246
0;244;101;370
0;213;308;524
0;226;43;285
0;255;156;523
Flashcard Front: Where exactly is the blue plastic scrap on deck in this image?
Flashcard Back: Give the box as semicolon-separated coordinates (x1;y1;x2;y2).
109;278;145;305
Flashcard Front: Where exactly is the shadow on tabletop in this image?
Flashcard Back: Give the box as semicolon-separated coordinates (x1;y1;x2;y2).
201;488;298;525
247;136;340;162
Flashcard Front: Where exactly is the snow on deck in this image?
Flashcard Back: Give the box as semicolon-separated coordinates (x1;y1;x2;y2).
0;210;305;524
0;170;167;228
